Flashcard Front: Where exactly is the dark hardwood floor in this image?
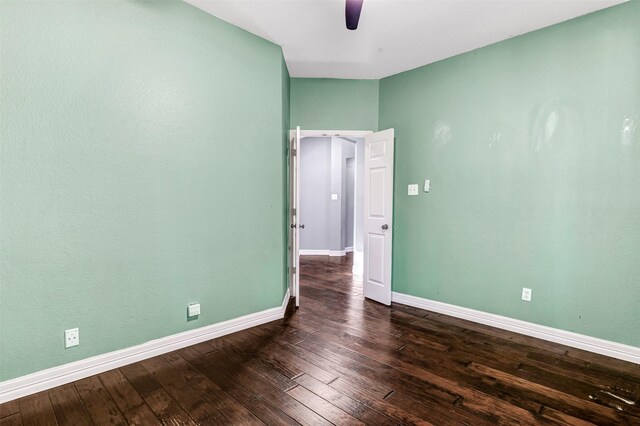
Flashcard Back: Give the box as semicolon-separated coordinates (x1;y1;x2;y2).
2;253;640;425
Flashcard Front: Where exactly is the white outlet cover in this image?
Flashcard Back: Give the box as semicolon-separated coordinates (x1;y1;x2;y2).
188;303;201;317
521;288;532;302
408;184;419;196
65;328;79;348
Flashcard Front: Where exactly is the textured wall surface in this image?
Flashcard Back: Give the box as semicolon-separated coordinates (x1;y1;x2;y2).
290;78;379;131
380;2;640;346
0;0;288;380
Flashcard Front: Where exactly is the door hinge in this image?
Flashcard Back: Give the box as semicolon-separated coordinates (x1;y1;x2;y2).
292;267;297;274
291;148;297;156
292;208;297;216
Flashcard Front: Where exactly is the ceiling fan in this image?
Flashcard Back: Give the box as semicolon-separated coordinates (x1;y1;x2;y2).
345;0;364;30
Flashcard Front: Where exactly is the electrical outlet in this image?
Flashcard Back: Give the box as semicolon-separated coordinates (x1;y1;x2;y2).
408;184;419;196
188;303;201;317
521;288;532;302
65;328;79;348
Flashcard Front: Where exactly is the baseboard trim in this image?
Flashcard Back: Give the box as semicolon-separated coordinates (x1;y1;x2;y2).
345;247;353;253
299;249;329;256
299;249;347;257
391;292;640;364
0;290;290;404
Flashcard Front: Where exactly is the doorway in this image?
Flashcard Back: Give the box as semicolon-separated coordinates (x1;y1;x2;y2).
297;136;362;263
289;128;395;307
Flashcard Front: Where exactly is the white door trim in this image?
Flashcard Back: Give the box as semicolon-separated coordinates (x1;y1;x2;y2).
298;130;373;138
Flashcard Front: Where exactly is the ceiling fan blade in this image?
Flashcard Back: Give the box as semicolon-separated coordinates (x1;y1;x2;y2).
345;0;364;30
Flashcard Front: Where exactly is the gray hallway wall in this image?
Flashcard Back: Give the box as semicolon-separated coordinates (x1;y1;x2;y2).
299;136;361;254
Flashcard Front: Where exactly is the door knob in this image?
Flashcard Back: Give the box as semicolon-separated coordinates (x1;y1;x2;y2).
300;224;305;229
381;224;389;230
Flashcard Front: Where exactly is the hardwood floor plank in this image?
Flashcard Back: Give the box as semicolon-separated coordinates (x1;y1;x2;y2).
159;352;264;425
122;403;162;426
74;376;127;426
206;350;333;425
178;347;300;426
141;357;228;425
327;376;434;426
142;388;197;426
48;383;92;425
286;383;366;425
0;414;22;426
258;341;339;384
119;363;162;396
0;401;20;420
18;392;57;426
98;368;144;412
294;374;397;426
467;361;638;424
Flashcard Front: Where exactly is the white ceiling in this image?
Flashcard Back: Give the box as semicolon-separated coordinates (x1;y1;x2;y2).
185;0;626;79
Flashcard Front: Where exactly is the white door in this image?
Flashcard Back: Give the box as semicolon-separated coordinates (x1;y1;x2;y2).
363;128;394;305
290;126;301;307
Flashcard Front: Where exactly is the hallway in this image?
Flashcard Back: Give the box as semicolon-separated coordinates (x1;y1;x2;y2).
2;255;640;424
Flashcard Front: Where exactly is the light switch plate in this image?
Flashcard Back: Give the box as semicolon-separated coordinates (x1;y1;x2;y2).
408;184;419;196
424;179;430;192
188;303;201;317
331;193;338;200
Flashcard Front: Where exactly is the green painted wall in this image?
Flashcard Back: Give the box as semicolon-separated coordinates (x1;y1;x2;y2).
380;2;640;347
290;78;379;131
0;0;288;381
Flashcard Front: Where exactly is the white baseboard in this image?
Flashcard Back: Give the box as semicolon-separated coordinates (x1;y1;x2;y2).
345;247;353;253
299;249;329;256
392;292;640;364
299;249;347;257
0;290;291;404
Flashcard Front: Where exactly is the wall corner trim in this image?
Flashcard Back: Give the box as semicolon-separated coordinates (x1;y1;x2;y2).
0;290;291;404
391;292;640;364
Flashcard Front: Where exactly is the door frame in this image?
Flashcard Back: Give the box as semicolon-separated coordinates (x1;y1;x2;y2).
288;129;382;306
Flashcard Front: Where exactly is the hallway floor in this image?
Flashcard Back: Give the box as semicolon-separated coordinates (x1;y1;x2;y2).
1;254;640;425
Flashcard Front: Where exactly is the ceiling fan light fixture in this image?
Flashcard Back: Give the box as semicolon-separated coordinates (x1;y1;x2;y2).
345;0;364;30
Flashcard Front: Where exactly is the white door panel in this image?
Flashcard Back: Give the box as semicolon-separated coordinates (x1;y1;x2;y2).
367;233;385;284
368;167;386;217
363;128;394;305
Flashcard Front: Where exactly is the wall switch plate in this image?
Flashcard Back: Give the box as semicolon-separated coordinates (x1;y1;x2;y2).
188;303;201;317
331;193;338;200
521;288;532;302
408;184;419;196
65;328;79;348
424;179;430;192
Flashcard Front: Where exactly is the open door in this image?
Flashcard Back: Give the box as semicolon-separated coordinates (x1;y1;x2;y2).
289;126;301;307
363;128;394;305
